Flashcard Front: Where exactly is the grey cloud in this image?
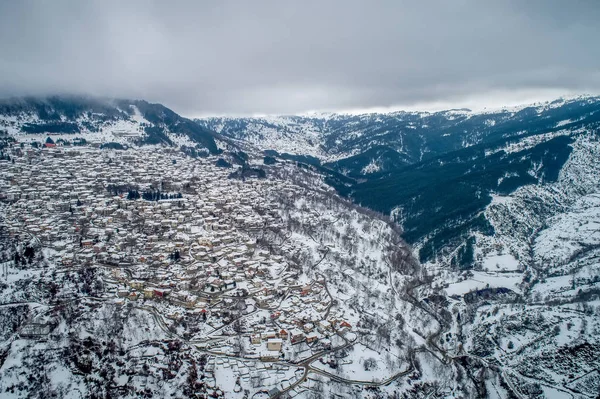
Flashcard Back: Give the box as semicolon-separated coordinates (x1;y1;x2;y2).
0;0;598;116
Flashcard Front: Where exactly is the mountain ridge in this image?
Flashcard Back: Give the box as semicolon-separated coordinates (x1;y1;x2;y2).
0;95;221;154
196;95;600;164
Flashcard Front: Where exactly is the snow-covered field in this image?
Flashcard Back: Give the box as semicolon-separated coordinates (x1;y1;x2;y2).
445;271;523;296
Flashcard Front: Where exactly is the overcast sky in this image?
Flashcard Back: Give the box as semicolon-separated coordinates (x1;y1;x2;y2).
0;0;599;116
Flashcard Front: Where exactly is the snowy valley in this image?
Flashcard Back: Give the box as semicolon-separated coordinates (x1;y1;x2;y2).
0;95;599;398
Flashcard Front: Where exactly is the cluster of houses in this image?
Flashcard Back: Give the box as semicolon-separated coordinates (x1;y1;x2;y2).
0;142;354;358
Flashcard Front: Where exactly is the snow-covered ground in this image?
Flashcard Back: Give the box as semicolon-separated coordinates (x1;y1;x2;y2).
445;271;523;296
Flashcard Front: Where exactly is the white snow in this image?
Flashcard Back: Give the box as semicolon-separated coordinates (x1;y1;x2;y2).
482;254;520;272
445;271;522;296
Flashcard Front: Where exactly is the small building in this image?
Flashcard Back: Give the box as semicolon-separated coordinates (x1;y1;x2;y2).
290;330;305;345
255;294;272;307
318;320;331;333
266;338;283;351
250;334;261;345
261;331;277;341
300;284;311;296
260;352;280;362
340;321;352;329
130;280;144;290
153;288;170;298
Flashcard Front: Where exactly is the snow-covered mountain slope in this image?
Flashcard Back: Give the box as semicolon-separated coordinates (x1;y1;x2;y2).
420;129;600;273
0;96;220;153
443;130;600;303
415;131;600;399
476;131;600;272
195;115;338;161
197;95;600;169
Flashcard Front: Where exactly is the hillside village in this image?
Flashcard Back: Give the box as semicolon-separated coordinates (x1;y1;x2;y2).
2;140;359;336
1;138;417;398
2;120;600;398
